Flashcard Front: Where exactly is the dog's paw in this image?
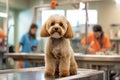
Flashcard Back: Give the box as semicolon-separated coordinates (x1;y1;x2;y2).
59;70;70;77
70;68;77;75
45;71;54;77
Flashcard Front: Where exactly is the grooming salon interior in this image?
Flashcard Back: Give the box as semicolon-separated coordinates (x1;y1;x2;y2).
0;0;120;80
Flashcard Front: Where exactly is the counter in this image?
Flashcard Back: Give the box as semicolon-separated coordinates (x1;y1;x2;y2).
5;53;120;80
5;53;120;66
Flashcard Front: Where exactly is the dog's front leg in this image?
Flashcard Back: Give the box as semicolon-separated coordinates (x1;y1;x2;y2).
45;54;55;77
70;56;78;75
59;56;70;77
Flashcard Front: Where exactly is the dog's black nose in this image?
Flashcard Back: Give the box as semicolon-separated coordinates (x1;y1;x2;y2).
55;28;58;31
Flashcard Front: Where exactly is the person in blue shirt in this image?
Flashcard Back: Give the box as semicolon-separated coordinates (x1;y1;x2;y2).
16;24;38;68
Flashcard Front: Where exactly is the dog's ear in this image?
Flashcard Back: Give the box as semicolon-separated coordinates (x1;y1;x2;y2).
40;23;50;37
64;21;74;38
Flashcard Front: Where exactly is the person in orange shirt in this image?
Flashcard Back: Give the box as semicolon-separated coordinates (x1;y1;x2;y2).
81;25;111;54
0;28;7;38
0;28;7;48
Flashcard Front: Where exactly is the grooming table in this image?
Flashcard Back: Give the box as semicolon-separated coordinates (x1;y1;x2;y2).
5;53;120;80
0;67;103;80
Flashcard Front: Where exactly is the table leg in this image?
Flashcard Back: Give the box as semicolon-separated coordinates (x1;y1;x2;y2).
116;41;119;54
105;66;111;80
83;63;88;69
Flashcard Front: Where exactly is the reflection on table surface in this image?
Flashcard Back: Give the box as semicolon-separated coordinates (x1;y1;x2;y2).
0;71;45;80
0;67;103;80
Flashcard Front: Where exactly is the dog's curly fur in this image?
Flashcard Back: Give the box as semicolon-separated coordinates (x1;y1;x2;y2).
40;14;78;77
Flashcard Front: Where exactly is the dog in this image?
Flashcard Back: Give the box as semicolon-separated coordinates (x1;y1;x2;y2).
40;14;77;77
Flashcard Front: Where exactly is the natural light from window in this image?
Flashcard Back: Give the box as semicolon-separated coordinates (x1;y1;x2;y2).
66;10;98;27
41;10;65;25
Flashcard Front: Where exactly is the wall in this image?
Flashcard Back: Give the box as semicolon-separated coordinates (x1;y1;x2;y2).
18;10;33;41
28;0;72;8
8;11;14;46
28;0;44;8
0;0;29;10
89;0;120;36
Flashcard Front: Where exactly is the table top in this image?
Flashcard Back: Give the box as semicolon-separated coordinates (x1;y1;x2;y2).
5;53;120;62
110;38;120;41
0;67;103;80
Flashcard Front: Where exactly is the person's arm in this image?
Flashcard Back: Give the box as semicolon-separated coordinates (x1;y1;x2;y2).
81;34;95;54
82;45;95;54
100;48;110;52
16;34;25;53
16;43;21;53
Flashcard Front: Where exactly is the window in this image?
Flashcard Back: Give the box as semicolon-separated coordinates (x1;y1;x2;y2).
41;10;65;25
66;10;98;27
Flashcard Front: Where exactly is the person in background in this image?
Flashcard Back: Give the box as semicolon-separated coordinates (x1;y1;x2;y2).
16;24;38;68
81;25;111;54
0;28;7;50
0;28;7;69
0;28;7;38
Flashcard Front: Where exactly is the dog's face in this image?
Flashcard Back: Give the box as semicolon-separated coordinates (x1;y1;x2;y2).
40;14;74;39
46;15;68;38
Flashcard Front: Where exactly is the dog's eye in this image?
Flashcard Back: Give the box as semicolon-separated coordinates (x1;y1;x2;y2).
51;22;55;26
59;22;63;26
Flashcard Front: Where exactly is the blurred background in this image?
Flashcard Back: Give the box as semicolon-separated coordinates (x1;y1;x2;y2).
0;1;120;80
2;0;119;53
0;0;120;66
